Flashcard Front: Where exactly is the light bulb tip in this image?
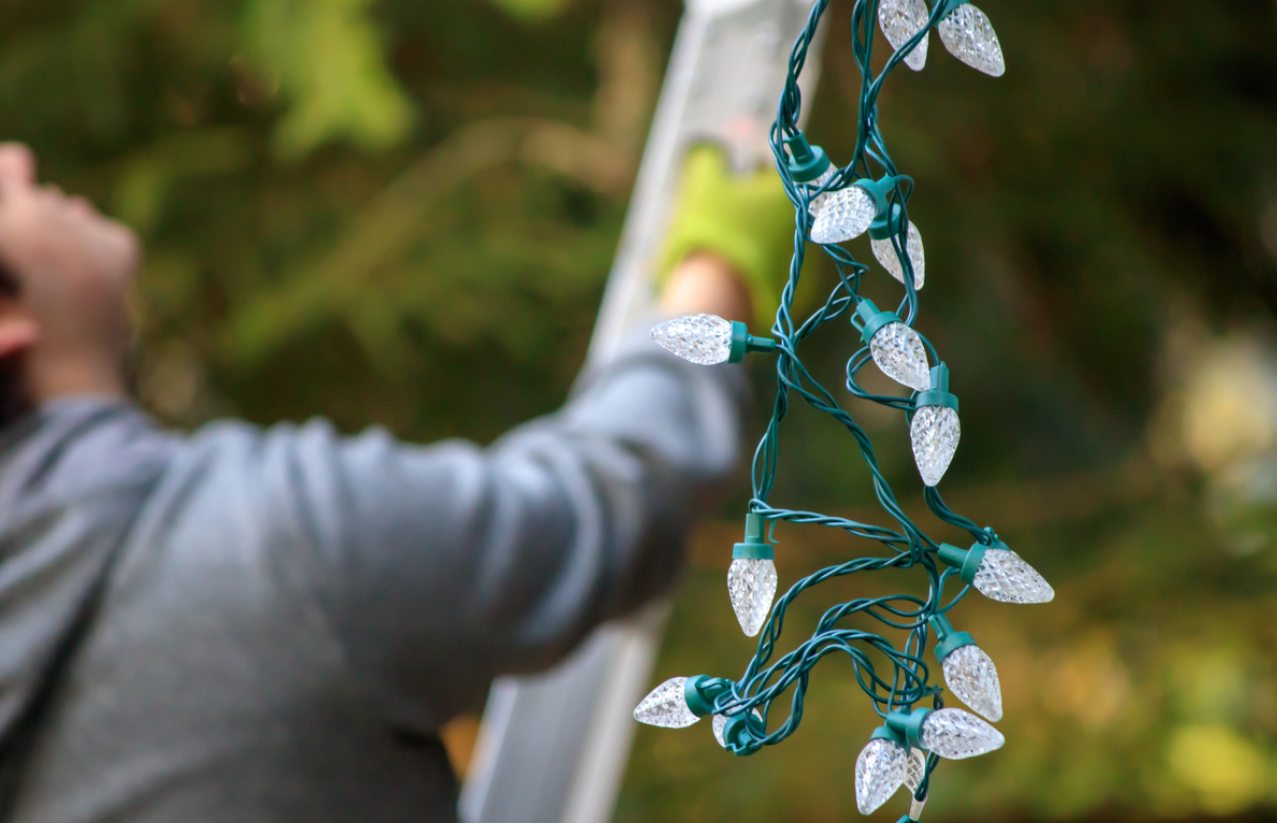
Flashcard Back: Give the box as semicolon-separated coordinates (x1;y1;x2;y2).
727;558;777;640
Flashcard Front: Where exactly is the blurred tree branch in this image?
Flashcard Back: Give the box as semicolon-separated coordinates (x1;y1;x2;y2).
221;116;631;367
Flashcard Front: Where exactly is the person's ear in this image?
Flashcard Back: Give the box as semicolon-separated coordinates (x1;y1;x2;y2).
0;306;38;360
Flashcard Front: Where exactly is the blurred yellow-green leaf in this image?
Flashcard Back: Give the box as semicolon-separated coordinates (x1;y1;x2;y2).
241;0;414;158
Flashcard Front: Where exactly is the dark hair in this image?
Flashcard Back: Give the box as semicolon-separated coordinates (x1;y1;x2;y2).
0;260;32;428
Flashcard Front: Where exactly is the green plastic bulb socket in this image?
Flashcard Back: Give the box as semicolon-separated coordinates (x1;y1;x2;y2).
783;134;831;184
683;675;731;718
728;322;778;364
851;298;903;345
722;711;767;756
733;513;776;561
886;707;934;751
915;364;960;412
928;614;976;662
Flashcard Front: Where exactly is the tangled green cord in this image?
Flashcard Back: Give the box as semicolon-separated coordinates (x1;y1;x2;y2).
717;0;1004;803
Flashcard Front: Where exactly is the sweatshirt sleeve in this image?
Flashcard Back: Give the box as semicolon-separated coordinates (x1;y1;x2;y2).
231;332;748;727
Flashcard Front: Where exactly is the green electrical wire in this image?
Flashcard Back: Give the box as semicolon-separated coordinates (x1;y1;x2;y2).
699;0;1012;804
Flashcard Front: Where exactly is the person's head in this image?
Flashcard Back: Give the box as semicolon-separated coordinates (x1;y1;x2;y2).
0;143;139;427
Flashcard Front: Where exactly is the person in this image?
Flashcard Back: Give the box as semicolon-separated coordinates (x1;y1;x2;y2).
0;141;792;821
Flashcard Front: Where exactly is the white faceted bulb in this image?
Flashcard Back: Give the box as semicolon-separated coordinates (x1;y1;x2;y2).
871;221;926;290
810;185;877;245
911;405;960;487
878;0;931;71
633;677;700;729
919;708;1005;760
937;4;1006;77
854;738;908;815
727;558;778;637
869;322;931;392
805;166;839;218
973;547;1055;604
651;314;734;366
808;165;839;193
904;747;928;793
807;167;837;222
712;710;763;748
942;645;1003;722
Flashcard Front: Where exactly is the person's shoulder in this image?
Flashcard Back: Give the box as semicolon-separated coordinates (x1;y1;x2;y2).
0;397;174;498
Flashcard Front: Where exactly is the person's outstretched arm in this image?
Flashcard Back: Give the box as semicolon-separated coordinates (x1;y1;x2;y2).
178;254;757;727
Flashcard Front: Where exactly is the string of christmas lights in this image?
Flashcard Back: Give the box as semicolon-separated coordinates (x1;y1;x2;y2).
640;1;1051;820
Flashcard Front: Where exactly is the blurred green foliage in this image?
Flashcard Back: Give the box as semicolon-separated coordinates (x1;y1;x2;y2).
243;0;414;158
487;0;574;22
1;1;1275;821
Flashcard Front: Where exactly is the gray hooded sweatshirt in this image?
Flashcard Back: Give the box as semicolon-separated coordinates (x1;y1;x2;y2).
0;337;745;822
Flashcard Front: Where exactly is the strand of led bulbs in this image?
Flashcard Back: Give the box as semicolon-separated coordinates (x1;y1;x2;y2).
634;1;1054;820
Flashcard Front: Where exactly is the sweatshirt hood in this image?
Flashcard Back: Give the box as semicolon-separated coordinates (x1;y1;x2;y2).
0;399;172;749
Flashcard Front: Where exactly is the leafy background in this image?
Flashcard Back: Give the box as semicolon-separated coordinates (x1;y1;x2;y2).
2;0;1276;820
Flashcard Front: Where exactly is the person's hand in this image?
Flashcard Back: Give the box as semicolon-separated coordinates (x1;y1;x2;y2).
658;144;795;328
660;251;754;322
